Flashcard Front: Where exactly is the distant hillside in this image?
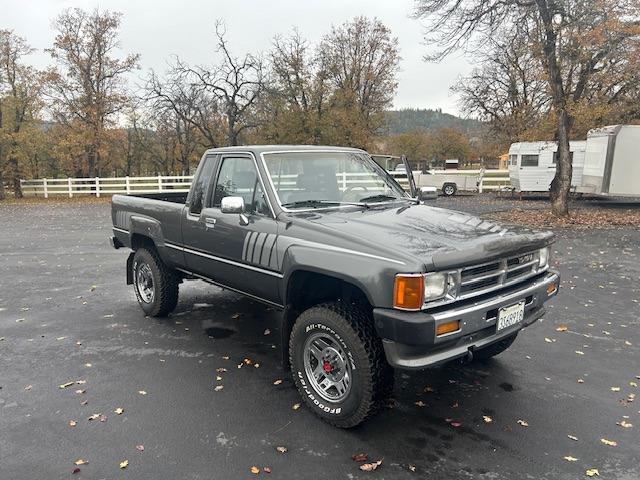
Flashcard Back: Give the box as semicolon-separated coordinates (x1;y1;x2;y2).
385;108;484;135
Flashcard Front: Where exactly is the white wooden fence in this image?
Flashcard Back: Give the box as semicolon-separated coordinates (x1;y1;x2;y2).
19;170;510;198
20;175;193;198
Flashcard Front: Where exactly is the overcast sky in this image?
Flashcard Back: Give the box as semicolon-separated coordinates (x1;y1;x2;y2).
1;0;473;115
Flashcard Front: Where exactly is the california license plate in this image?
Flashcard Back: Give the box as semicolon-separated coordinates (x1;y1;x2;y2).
497;301;525;331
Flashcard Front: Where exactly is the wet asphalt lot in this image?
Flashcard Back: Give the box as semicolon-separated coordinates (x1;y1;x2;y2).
0;195;639;479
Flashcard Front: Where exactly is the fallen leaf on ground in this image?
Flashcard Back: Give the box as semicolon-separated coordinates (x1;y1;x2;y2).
568;434;578;441
69;420;77;427
556;325;568;332
75;389;85;394
216;376;223;381
577;379;585;384
586;468;600;477
88;413;100;421
564;456;578;462
414;400;426;407
611;387;621;392
617;420;632;428
450;421;462;428
575;351;585;355
408;464;416;472
273;379;283;385
99;415;107;422
250;466;260;474
59;382;75;389
544;337;554;343
263;466;272;473
119;460;129;469
114;407;124;415
24;385;32;391
138;390;147;395
216;368;227;373
74;459;88;466
136;445;144;452
214;385;224;391
80;400;88;406
352;453;368;462
517;420;529;427
263;329;271;335
360;460;383;472
276;446;287;454
600;438;617;446
292;403;300;410
72;467;80;474
76;380;86;385
483;416;493;423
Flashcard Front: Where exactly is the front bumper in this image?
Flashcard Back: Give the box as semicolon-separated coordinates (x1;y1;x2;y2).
374;270;560;369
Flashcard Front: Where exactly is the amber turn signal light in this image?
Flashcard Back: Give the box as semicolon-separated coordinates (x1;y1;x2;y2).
436;320;460;336
394;274;424;310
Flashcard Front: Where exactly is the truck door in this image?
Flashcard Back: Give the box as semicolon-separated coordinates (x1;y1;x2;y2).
183;153;281;306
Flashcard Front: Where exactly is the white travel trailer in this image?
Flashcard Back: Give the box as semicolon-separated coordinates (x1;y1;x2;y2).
508;141;586;192
578;125;640;197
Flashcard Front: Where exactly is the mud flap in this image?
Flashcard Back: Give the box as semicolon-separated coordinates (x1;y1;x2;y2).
126;252;135;285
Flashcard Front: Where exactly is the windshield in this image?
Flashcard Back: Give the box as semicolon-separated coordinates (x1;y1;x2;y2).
262;151;408;209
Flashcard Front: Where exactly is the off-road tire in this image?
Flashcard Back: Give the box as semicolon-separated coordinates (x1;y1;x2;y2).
442;183;457;196
132;247;179;317
473;332;518;361
289;301;394;428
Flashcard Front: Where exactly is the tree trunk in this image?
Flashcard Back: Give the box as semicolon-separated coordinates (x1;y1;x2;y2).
0;169;6;201
536;0;572;216
550;109;572;216
9;156;23;199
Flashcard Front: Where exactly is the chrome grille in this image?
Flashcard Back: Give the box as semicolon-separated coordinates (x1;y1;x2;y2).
459;251;539;297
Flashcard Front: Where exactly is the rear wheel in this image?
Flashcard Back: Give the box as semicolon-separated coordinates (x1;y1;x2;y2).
132;247;179;317
289;302;393;428
473;333;518;361
442;183;457;196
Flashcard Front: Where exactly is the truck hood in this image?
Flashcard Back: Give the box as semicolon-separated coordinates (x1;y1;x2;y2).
286;202;553;270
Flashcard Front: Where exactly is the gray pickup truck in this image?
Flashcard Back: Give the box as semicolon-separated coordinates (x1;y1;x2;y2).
110;145;560;427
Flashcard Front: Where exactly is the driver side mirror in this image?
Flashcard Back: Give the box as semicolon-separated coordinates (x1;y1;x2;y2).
418;186;437;201
221;196;249;225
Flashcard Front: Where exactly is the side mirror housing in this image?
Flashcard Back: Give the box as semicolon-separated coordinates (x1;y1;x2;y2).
221;196;245;214
418;186;437;201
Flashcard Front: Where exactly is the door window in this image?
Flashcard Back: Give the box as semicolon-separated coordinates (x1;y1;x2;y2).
189;155;217;215
211;156;269;216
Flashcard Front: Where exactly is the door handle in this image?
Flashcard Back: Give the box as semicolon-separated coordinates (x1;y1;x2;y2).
204;218;217;230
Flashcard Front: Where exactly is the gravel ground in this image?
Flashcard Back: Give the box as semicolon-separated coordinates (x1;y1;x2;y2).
0;195;638;479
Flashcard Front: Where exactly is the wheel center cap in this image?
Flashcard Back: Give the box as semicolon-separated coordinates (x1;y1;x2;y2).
322;361;333;373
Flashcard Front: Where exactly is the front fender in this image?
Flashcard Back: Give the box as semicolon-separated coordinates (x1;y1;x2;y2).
280;243;407;308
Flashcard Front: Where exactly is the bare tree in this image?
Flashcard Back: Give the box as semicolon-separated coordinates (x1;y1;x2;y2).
414;0;640;216
183;21;265;146
46;8;139;177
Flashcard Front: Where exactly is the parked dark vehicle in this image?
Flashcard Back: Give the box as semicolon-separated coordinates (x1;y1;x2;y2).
110;145;560;427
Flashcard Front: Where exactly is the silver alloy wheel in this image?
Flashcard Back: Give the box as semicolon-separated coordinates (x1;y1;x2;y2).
136;263;155;304
443;184;455;195
303;332;352;403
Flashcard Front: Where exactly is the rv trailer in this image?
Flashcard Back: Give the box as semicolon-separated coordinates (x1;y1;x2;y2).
578;125;640;197
508;141;586;192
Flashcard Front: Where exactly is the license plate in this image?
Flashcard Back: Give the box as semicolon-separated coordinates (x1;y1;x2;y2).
497;301;525;331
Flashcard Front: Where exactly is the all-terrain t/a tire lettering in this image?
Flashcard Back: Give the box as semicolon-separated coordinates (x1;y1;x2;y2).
289;301;394;428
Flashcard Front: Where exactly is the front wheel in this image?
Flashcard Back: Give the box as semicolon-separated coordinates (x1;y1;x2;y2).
289;302;394;428
132;247;179;317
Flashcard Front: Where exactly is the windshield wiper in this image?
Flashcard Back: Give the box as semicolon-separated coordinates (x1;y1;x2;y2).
281;199;370;209
358;194;404;204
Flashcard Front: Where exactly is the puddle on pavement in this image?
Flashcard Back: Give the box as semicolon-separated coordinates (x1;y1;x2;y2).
204;326;236;339
499;382;514;392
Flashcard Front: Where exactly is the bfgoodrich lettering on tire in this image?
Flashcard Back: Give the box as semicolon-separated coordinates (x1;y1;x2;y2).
289;301;394;428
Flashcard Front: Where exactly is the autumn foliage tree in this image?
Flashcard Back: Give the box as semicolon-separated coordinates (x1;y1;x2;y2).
46;8;139;177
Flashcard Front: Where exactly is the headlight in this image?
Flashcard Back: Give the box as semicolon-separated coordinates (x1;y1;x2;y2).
424;272;447;301
538;247;550;268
